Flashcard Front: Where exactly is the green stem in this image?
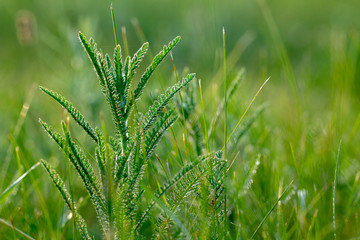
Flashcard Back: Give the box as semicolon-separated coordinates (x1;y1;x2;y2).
222;27;228;236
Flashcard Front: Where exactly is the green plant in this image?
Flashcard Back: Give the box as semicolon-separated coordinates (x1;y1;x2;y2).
39;31;225;239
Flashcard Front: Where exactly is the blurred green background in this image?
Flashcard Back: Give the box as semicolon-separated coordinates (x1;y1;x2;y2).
2;0;360;135
1;0;360;238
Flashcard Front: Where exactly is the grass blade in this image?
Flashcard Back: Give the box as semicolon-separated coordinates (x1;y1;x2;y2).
222;27;228;236
0;162;40;204
0;218;35;240
224;77;270;150
110;4;118;46
333;140;342;240
0;84;35;190
250;179;294;239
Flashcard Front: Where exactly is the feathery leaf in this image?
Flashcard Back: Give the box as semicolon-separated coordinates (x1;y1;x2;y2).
144;109;178;159
41;159;92;240
133;36;181;101
135;152;221;230
128;42;149;81
61;122;109;231
39;87;98;143
114;45;125;95
78;32;106;87
142;73;195;131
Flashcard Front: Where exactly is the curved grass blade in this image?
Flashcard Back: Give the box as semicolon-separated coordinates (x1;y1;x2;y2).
224;77;270;150
0;84;35;190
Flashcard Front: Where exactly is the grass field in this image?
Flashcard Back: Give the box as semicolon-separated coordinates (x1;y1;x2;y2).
1;0;360;239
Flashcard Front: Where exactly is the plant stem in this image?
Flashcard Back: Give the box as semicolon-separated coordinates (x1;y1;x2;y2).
110;4;118;46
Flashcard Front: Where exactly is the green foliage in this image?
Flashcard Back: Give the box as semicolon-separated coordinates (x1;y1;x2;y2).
39;87;98;143
39;32;206;239
41;159;92;240
2;1;360;239
134;36;180;101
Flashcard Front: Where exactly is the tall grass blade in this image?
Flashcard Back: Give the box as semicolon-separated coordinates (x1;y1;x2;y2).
110;4;118;46
224;77;270;149
198;79;209;152
256;0;299;104
222;27;228;236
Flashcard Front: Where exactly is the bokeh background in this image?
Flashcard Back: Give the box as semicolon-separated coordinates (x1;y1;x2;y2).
1;0;360;238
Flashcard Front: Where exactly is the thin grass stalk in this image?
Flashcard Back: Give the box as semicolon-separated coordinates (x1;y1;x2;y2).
0;84;35;190
223;77;270;150
198;79;209;152
202;33;255;107
110;4;118;46
356;213;359;240
250;180;294;239
333;140;342;240
222;27;228;237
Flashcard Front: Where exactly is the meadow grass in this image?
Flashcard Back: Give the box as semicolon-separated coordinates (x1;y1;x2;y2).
1;1;360;239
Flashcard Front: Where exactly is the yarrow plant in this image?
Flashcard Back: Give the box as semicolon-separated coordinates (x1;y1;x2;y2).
39;31;224;239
